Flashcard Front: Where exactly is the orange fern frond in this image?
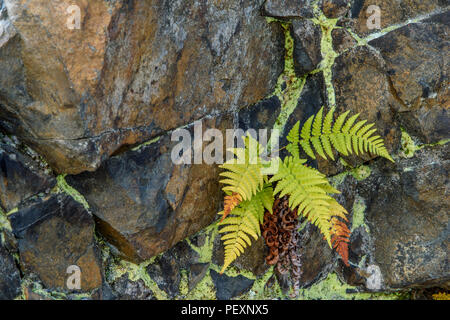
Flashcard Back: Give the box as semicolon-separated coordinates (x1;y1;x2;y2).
221;193;242;222
330;217;351;266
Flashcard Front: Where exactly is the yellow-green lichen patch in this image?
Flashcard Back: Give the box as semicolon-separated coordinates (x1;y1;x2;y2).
0;208;12;233
399;129;420;158
399;128;450;159
311;6;339;108
352;195;368;233
56;175;90;210
184;270;217;300
296;273;397;300
186;222;218;264
131;136;161;152
237;267;285;300
268;20;308;147
330;165;372;189
350;165;372;181
111;258;169;300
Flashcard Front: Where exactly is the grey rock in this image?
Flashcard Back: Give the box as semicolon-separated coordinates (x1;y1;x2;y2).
291;19;322;76
210;270;254;300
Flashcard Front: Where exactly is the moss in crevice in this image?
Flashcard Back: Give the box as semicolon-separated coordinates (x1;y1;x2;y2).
0;208;12;232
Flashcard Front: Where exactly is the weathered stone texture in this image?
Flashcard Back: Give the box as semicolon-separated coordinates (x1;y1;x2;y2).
0;0;284;174
9;194;103;292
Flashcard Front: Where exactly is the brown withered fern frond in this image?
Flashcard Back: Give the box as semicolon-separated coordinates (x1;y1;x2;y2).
221;192;242;222
330;217;351;266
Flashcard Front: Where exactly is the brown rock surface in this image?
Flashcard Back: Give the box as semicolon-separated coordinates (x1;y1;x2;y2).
9;194;103;291
369;12;449;143
0;0;284;174
344;0;446;37
66;114;233;262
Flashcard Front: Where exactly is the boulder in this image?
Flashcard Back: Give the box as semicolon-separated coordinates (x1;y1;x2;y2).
332;46;401;155
336;144;450;290
291;19;323;77
343;0;446;37
369;12;449;143
210;270;254;300
66;114;233;262
0;239;21;300
9;194;103;292
0;138;55;212
0;0;284;174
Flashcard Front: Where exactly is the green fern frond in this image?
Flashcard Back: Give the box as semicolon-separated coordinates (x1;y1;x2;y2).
219;185;274;273
290;107;394;162
269;156;348;247
219;135;265;201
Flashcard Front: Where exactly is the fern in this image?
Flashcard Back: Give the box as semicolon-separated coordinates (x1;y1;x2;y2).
269;156;349;253
219;185;274;273
217;108;394;273
219;135;264;201
290;107;394;162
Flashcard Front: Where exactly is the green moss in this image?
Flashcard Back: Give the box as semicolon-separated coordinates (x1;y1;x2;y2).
56;175;90;210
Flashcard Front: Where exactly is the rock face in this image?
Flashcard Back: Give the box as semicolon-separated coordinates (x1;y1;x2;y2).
263;0;315;18
0;0;448;300
369;12;450;143
291;19;322;76
344;0;447;36
0;240;21;300
0;0;284;174
9;194;103;292
336;144;449;290
67;114;233;262
0;137;55;212
332;46;401;154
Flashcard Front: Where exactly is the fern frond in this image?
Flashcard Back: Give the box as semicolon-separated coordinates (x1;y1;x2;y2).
219;186;274;273
269;156;350;263
219;135;265;201
295;107;394;162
